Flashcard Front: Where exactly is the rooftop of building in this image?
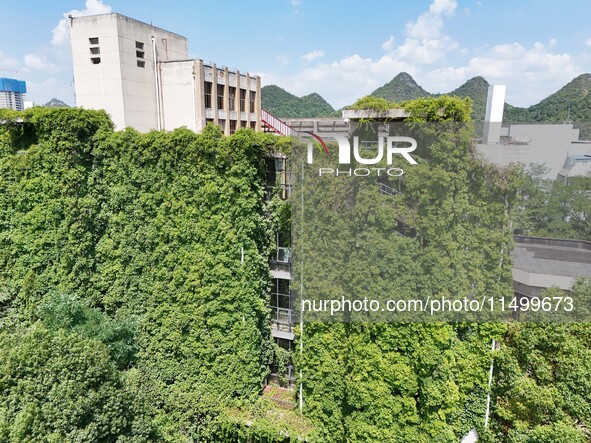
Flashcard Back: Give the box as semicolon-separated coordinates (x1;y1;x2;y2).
513;236;591;278
566;154;591;161
158;59;259;79
70;12;187;40
0;78;26;94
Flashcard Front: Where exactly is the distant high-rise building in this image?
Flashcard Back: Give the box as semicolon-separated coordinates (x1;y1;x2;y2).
69;13;261;134
0;78;27;111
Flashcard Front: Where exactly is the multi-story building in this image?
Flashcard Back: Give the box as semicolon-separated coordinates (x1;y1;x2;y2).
0;78;27;111
69;13;261;134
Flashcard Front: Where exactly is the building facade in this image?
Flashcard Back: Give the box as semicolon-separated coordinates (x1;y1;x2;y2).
0;78;27;111
70;13;261;134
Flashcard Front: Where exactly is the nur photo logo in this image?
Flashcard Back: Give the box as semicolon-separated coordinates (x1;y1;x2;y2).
302;131;419;177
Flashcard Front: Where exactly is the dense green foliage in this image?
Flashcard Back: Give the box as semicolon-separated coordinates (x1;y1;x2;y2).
514;163;591;240
490;283;591;442
0;108;299;441
292;97;591;442
261;85;338;118
292;98;516;441
0;102;590;442
370;73;486;120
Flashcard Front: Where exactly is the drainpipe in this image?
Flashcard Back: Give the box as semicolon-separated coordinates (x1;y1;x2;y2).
152;36;162;131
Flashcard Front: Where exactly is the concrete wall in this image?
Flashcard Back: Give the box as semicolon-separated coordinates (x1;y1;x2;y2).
160;60;196;131
477;123;591;178
202;64;259;135
71;13;261;135
71;13;188;132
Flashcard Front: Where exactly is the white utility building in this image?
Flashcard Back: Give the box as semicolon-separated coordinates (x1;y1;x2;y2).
70;13;261;134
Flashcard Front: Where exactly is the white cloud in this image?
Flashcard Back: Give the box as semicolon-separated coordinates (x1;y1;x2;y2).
52;0;112;46
302;49;325;62
428;0;457;15
263;0;460;107
264;0;583;109
290;0;302;5
387;0;459;65
0;49;18;68
382;37;395;52
24;54;52;70
585;37;591;48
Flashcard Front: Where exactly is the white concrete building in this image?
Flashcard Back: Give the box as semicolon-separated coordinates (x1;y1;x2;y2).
477;85;591;178
70;13;261;134
0;78;26;111
557;154;591;182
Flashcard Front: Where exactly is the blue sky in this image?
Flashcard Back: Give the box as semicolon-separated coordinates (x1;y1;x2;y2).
1;0;591;108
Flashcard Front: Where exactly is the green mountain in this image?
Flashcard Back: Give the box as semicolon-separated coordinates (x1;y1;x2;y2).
448;76;489;120
44;98;69;108
264;73;591;127
370;72;431;102
261;85;337;118
505;73;591;124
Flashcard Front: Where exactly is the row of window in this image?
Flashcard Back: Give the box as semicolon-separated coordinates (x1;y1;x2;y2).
204;81;256;112
88;37;146;67
89;37;101;64
136;41;145;68
205;119;256;134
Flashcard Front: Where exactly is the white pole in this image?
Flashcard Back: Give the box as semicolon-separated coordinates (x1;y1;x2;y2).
484;339;496;429
299;158;304;414
151;36;161;131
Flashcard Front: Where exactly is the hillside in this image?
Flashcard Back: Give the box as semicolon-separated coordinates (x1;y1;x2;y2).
370;72;431;102
448;76;489;120
503;74;591;137
266;72;591;126
261;85;337;118
44;98;69;108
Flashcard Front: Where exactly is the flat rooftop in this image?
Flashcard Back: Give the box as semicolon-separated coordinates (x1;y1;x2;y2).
513;236;591;277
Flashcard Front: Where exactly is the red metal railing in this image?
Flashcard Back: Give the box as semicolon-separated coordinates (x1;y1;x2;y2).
261;108;296;136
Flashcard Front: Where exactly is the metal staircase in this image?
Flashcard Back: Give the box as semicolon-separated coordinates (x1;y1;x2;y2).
261;108;296;136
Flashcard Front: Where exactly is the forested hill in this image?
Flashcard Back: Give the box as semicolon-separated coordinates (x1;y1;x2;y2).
261;85;338;118
504;73;591;123
370;71;432;102
266;72;591;123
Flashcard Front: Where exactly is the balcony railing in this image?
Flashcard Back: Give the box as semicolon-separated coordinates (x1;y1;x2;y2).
270;307;294;332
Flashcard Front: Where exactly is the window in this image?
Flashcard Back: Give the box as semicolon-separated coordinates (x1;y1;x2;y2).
204;82;212;109
219;119;226;129
241;121;247;128
230;120;237;134
240;89;246;112
89;37;100;64
217;84;224;110
135;43;145;68
250;121;256;130
249;91;256;113
228;87;236;111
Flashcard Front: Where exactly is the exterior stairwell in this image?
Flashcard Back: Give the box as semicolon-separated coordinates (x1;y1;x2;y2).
261;108;296;136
